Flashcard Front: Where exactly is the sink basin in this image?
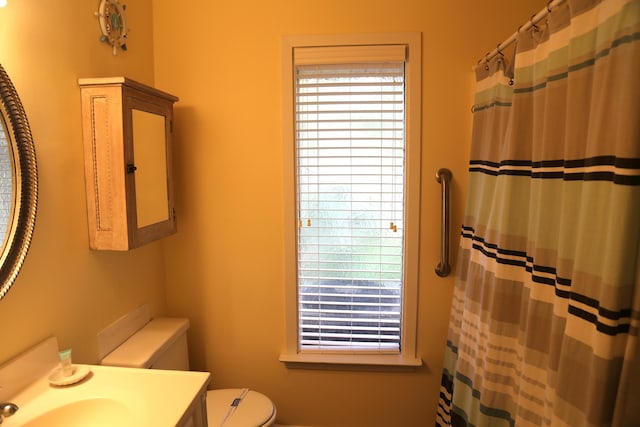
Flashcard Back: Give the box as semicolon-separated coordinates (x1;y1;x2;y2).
22;398;136;427
0;337;210;427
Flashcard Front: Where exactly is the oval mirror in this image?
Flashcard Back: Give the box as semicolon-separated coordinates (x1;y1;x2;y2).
0;63;38;300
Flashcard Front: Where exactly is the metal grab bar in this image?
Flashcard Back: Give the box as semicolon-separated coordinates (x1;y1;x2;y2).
435;168;453;277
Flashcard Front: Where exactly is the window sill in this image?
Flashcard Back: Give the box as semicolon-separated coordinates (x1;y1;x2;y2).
279;352;423;370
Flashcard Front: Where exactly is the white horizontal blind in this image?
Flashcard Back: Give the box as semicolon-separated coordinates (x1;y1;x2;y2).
295;54;406;352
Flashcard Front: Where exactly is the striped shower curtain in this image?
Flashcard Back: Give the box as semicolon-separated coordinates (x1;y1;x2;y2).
436;0;639;426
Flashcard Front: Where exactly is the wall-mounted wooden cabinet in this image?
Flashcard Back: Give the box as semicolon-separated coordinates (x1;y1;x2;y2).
79;77;179;250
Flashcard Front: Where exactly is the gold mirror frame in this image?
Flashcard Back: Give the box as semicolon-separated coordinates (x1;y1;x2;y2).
0;63;38;300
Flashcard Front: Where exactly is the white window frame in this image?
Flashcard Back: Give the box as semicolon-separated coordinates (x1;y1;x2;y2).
280;33;422;367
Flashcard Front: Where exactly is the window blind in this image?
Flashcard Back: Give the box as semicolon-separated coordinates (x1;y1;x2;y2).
295;58;406;352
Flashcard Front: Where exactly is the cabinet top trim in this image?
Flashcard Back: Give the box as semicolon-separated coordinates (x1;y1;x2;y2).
78;76;179;103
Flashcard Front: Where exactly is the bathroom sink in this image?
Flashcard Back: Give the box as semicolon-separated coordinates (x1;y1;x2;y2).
21;398;136;427
0;337;210;427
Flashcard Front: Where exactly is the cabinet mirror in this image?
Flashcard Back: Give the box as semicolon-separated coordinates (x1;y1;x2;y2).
132;109;169;228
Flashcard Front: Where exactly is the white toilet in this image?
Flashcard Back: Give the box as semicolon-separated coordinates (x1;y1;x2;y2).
100;317;277;427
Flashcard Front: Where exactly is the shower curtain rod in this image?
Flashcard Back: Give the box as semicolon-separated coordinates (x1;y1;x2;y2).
474;0;567;70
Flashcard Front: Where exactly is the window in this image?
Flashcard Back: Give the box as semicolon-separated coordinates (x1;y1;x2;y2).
281;33;421;366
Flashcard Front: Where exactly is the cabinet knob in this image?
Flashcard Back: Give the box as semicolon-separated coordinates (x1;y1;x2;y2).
126;163;137;174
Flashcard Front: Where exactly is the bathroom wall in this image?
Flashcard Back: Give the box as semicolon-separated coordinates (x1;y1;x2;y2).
0;0;168;364
153;0;546;426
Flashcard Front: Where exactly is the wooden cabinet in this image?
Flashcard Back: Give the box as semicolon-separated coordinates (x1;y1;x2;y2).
79;77;179;250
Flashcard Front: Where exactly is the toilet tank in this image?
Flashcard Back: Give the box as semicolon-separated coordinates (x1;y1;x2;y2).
100;317;190;370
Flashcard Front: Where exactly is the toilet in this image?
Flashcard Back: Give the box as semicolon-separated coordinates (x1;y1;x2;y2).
100;317;276;426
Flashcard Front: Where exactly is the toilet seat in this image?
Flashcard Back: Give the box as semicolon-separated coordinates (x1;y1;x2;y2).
207;388;276;427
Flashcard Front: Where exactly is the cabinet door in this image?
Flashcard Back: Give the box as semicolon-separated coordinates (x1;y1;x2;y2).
124;91;176;248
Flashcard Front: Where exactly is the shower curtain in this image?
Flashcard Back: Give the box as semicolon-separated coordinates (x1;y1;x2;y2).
436;0;639;426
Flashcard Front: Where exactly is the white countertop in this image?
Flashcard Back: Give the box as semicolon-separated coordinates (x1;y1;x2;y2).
4;364;210;426
0;337;210;426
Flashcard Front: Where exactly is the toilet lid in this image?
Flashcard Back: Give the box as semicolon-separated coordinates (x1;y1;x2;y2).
207;388;276;427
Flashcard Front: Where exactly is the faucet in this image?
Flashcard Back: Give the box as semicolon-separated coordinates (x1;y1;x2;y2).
0;403;18;424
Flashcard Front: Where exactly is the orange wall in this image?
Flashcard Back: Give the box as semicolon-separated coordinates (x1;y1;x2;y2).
153;1;545;426
0;0;168;364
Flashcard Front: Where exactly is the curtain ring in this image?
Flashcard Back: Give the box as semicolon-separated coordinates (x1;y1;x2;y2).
484;52;490;70
530;14;539;31
495;44;504;65
547;0;553;13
